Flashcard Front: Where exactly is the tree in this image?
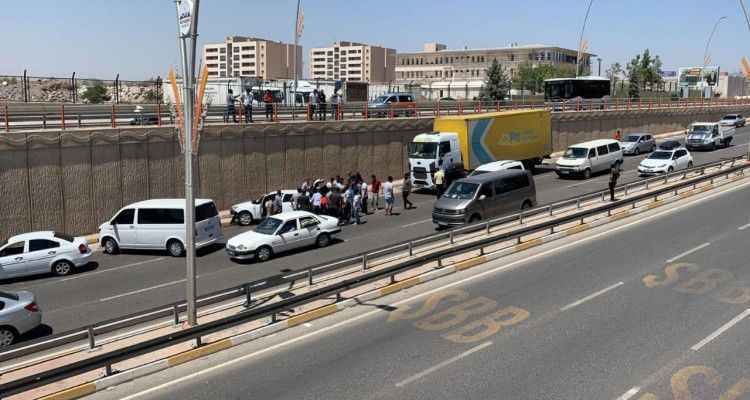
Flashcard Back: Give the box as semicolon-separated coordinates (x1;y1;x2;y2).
479;60;511;101
624;49;663;98
81;81;110;104
513;62;575;93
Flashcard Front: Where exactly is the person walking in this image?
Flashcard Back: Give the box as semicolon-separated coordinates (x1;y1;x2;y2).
360;179;369;214
320;191;330;215
331;91;340;120
264;196;273;218
370;175;381;211
352;189;362;225
311;190;323;214
402;172;414;209
309;89;318;120
225;89;238;123
318;89;327;121
383;176;395;216
241;88;253;123
434;167;445;198
609;162;621;201
263;90;274;121
329;188;341;221
272;190;283;214
614;129;622;141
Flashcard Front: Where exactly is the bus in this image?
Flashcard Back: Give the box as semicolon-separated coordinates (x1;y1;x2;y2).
544;76;611;103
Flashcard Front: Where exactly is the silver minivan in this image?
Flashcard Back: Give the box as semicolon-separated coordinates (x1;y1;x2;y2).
99;199;224;257
432;170;536;227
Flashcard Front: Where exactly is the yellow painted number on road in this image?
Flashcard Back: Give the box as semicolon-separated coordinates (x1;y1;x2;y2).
674;269;734;296
639;365;750;400
643;263;699;288
415;297;497;331
388;289;469;322
442;306;530;344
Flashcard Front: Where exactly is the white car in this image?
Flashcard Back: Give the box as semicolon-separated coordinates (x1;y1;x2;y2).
638;147;693;176
469;160;525;176
0;290;42;347
230;190;297;226
0;231;92;279
226;211;341;262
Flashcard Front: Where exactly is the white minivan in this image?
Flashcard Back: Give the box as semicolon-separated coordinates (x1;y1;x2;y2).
555;139;623;179
99;199;224;257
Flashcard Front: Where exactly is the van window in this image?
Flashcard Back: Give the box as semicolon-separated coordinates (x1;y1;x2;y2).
386;96;396;103
398;95;413;102
439;142;451;155
113;209;135;224
480;184;494;198
138;208;184;224
0;242;25;257
29;239;60;252
508;174;530;191
608;142;620;152
597;145;609;155
588;149;596;158
196;202;219;222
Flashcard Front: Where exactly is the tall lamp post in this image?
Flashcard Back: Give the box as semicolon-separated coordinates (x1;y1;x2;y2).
576;0;595;77
739;0;750;159
702;16;727;97
597;57;602;76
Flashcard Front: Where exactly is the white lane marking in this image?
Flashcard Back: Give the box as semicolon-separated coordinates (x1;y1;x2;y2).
395;341;493;387
58;257;168;282
691;309;750;351
401;219;432;228
560;282;624;312
665;242;711;263
739;222;750;230
113;180;750;400
303;323;313;328
99;279;185;302
615;387;641;400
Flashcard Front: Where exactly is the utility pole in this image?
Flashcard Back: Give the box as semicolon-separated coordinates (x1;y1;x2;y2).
175;0;200;327
702;16;726;98
292;0;302;119
576;0;594;77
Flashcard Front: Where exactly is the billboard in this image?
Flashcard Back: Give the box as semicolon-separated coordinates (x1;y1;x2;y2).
678;66;720;87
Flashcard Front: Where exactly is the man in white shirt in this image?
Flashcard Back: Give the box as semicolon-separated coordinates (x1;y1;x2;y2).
241;88;253;123
311;191;323;214
383;176;395;216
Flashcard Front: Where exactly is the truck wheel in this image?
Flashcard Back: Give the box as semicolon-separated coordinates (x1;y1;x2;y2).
238;211;253;226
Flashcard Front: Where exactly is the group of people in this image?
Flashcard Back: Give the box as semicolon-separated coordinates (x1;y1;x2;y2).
225;88;275;124
309;89;342;121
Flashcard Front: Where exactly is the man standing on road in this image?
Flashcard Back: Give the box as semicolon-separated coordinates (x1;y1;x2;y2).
383;176;395;216
273;190;283;214
318;90;327;121
241;88;253;123
434;168;445;198
370;175;381;211
609;162;621;201
225;89;238;123
310;89;318;120
402;172;414;210
614;129;622;141
311;189;323;214
263;90;274;121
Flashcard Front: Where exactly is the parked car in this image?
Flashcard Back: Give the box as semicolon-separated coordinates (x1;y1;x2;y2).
0;290;42;347
468;160;525;176
720;114;745;127
0;231;92;279
432;170;536;227
99;199;224;257
230;190;297;226
638;147;693;176
129;115;160;126
658;140;682;150
369;92;416;117
685;122;734;151
555;139;623;179
620;133;656;155
226;211;341;262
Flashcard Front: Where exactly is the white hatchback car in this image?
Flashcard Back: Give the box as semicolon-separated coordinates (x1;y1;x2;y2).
638;147;693;176
226;211;341;262
230;190;297;226
0;231;92;279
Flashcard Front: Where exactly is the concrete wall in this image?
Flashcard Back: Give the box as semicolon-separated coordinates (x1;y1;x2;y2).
2;105;750;240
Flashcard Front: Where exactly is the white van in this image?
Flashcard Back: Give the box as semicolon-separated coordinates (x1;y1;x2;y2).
99;199;224;257
469;160;525;177
555;139;623;179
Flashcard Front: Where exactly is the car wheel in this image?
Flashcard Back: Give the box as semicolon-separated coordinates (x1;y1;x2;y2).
52;260;74;276
0;327;16;348
469;214;481;223
634;147;640;155
167;240;185;257
256;246;273;262
238;211;253;226
102;238;119;255
688;161;693;169
521;200;532;210
316;233;331;248
667;166;674;173
582;168;592;180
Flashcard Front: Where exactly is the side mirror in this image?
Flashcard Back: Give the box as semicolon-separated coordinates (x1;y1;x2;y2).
479;194;487;200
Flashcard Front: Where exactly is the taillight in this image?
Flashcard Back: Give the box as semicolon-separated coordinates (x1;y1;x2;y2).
78;243;88;254
25;302;39;312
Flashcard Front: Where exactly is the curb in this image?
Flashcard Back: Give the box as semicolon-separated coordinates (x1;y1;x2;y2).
35;170;746;400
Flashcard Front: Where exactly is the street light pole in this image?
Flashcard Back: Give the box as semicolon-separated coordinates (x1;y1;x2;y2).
739;0;750;159
597;58;602;76
702;16;727;97
576;0;594;77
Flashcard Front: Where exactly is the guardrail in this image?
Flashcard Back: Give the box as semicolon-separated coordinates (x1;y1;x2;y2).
3;97;750;132
1;155;748;397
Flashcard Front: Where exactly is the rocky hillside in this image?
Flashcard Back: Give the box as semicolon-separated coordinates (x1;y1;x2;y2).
0;77;161;103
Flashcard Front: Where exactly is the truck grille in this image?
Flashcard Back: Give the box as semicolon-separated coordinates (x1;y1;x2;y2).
413;167;427;180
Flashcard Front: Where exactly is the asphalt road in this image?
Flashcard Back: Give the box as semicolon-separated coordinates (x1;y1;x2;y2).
3;127;750;337
85;161;750;400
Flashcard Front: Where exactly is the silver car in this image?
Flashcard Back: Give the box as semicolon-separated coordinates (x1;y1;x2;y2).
0;290;42;347
0;231;92;279
620;133;656;155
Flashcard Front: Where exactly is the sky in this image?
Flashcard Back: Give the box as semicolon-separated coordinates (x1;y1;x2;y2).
2;0;750;80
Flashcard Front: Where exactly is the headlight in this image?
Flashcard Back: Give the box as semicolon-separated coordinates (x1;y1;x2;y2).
236;244;247;250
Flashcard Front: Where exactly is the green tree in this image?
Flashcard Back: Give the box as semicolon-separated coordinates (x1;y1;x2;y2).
513;62;575;94
81;81;110;104
479;60;511;101
143;89;162;103
624;49;663;98
606;62;623;94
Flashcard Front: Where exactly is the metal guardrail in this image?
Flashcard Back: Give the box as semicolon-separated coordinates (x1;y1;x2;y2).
1;155;746;370
0;157;750;394
1;155;748;396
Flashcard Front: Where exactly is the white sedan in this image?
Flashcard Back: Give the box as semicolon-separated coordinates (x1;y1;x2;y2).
638;147;693;176
0;231;92;279
226;211;341;262
230;190;297;226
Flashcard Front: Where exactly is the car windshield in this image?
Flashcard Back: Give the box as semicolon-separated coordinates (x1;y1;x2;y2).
648;151;672;160
690;125;711;132
442;182;478;200
563;147;588;159
723;115;737;120
255;217;283;235
624;136;640;142
373;95;389;103
0;291;19;301
408;142;437;159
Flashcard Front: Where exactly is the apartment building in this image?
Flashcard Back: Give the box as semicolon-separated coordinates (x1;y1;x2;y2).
395;42;590;83
309;41;396;82
203;36;303;80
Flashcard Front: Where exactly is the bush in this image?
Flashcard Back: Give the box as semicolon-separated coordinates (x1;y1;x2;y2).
81;82;110;104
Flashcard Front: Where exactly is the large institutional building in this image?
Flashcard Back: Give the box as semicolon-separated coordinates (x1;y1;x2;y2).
202;36;303;80
309;41;396;83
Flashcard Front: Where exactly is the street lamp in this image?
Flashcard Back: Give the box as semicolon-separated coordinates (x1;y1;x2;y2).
702;16;727;98
576;0;595;77
738;0;750;159
597;57;602;76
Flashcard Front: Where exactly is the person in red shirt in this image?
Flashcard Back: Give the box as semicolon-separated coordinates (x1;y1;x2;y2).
370;175;381;211
263;90;274;121
614;129;622;141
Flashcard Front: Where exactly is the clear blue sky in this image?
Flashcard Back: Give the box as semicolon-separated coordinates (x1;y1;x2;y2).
2;0;749;79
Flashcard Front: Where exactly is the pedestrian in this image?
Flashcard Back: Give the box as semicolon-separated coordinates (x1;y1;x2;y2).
434;167;445;198
360;179;369;214
614;129;622;141
225;89;238;123
352;189;362;225
273;190;283;214
402;172;414;209
241;88;253;123
264;196;273;218
370;175;381;211
311;189;323;214
609;162;621;201
320;192;329;215
310;89;318;120
331;91;340;120
318;89;327;121
263;90;274;121
383;176;395;215
329;188;341;220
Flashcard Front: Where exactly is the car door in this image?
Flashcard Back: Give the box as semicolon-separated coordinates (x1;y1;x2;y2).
111;208;137;247
276;219;304;252
25;239;62;274
299;216;322;246
673;149;689;169
0;241;27;278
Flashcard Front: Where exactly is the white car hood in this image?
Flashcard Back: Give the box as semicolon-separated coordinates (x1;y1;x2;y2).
233;200;261;212
640;158;671;168
556;158;586;167
227;230;273;247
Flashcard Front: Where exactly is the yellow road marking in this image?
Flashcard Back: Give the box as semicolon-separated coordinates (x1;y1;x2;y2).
39;383;97;400
167;339;233;366
454;256;487;271
515;238;543;252
566;224;590;235
380;276;421;296
287;304;339;327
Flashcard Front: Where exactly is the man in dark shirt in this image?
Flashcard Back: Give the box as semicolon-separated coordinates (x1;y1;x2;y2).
609;162;621;201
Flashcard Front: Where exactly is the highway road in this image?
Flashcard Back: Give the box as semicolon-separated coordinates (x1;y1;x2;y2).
85;156;750;400
2;127;750;338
